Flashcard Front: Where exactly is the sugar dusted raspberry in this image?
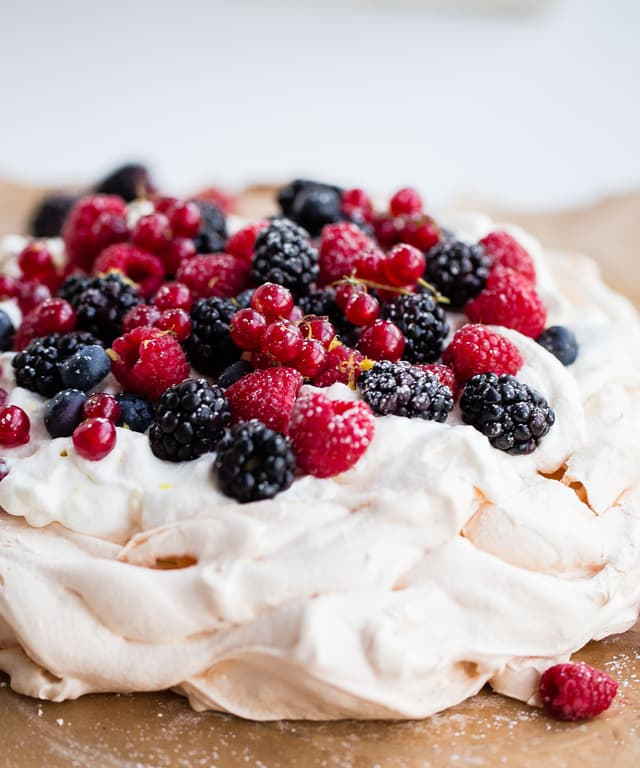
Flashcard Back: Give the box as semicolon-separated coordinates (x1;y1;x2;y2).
14;298;77;351
480;230;536;284
311;344;365;388
63;195;129;272
540;662;617;721
122;304;162;333
176;253;251;300
93;243;165;298
341;188;374;223
416;363;458;397
225;367;303;434
110;327;190;401
443;324;523;384
318;222;379;286
225;220;269;264
465;271;546;338
389;187;423;217
290;390;375;478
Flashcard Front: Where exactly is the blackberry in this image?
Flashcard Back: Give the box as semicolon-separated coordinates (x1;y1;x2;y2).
12;331;102;398
149;378;230;462
233;288;254;310
536;326;579;366
59;273;142;344
424;240;491;308
358;360;453;422
193;200;227;253
213;420;296;503
94;163;155;201
184;296;239;377
0;309;15;351
29;192;78;238
252;218;319;298
381;291;449;364
115;392;154;433
277;179;343;237
297;287;359;347
460;373;555;455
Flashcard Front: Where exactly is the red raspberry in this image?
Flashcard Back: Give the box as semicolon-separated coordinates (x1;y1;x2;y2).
389;187;423;217
122;304;162;333
465;272;547;338
63;195;129;272
93;243;165;298
225;221;269;265
480;231;536;284
442;324;523;384
290;390;375;478
225;367;303;434
416;363;458;397
341;188;374;223
540;662;617;721
175;254;251;300
110;327;190;401
318;223;379;286
311;344;365;387
14;298;77;351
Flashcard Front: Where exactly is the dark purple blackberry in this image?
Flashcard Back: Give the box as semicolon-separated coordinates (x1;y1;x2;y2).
193;200;227;253
94;163;155;201
358;360;453;421
29;192;79;238
233;288;254;310
252;218;319;297
297;287;359;347
59;273;142;344
184;296;239;377
149;378;230;462
277;179;343;237
12;331;102;398
460;373;555;455
424;240;491;308
381;291;449;364
536;326;579;366
213;419;296;503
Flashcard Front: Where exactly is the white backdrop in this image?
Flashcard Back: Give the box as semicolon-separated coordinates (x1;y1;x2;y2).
0;0;638;209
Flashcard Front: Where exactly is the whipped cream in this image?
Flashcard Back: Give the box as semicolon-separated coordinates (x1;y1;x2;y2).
0;216;638;720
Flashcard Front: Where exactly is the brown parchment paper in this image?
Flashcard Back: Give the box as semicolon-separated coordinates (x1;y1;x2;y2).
0;181;639;768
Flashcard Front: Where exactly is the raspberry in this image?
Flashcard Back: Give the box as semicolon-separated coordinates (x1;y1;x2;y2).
480;230;536;284
14;298;76;352
159;237;196;276
252;218;319;297
225;220;269;264
540;662;617;721
290;390;375;478
110;327;190;401
381;291;449;364
311;344;365;388
63;195;129;272
93;244;165;298
416;363;458;398
192;200;227;254
225;367;303;434
29;192;78;238
465;271;547;338
318;222;378;286
425;240;491;308
175;253;250;300
297;288;359;347
341;188;374;223
94;163;155;201
442;324;523;384
184;296;239;377
277;179;343;237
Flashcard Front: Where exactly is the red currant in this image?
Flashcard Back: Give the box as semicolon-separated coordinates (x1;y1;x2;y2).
83;393;121;423
132;212;171;253
300;317;336;348
251;283;294;319
335;282;364;311
72;418;117;461
400;214;440;252
261;320;303;363
14;298;76;349
383;244;426;286
15;280;51;313
91;209;129;250
122;304;162;332
152;282;193;312
373;214;402;248
154;308;192;341
153;196;179;215
353;249;384;282
341;188;374;222
160;238;197;276
229;308;267;350
344;292;380;326
358;320;405;361
293;339;327;378
18;242;56;279
0;405;30;447
168;201;202;239
0;275;18;300
389;187;423;217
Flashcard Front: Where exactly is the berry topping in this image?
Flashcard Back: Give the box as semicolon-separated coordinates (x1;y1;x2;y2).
152;282;193;312
149;378;230;462
460;373;555;454
0;310;12;352
416;363;458;398
44;389;87;438
341;188;374;223
318;222;378;286
344;292;380;326
540;663;617;721
229;308;267;351
536;325;579;366
480;230;536;283
290;390;375;478
398;213;440;252
424;240;491;308
166;200;202;239
159;237;197;277
381;291;449;364
63;195;129;272
110;327;190;401
122;304;162;333
251;282;294;319
225;367;303;434
175;253;250;300
16;280;51;314
153;308;191;341
0;405;31;447
311;344;365;388
297;287;359;347
389;187;423;217
252;218;319;297
213;420;297;503
72;417;117;461
192;199;227;254
83;392;121;422
115;392;154;432
131;212;171;253
184;296;239;377
59;344;111;391
277;179;343;237
18;242;59;290
14;297;76;352
94;163;155;201
93;243;165;298
29;192;78;238
358;319;405;361
225;220;269;264
359;360;454;421
291;338;328;378
260;320;303;363
381;244;426;287
442;324;523;384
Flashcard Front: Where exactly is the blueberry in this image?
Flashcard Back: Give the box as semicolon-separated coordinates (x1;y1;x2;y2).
0;309;15;352
60;345;111;391
115;392;154;433
536;326;579;366
217;360;253;389
44;389;87;438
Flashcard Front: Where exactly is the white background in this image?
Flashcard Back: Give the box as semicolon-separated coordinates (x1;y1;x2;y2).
0;0;638;209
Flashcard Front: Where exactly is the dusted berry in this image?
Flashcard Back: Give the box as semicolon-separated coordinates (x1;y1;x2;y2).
115;392;154;432
536;326;579;366
540;663;617;721
277;179;343;237
299;316;336;348
416;363;458;398
13;298;76;352
252;218;319;298
382;244;425;287
132;212;171;253
192;199;227;253
261;320;303;363
159;237;197;276
176;253;250;300
217;360;254;388
167;201;202;239
149;378;230;462
318;222;378;286
225;367;303;434
0;405;31;447
63;195;129;272
225;220;269;264
44;389;87;438
72;417;117;461
83;392;121;422
229;308;267;350
359;320;405;361
29;192;78;238
110;327;190;401
312;344;365;387
94;163;155;201
425;240;491;308
251;282;294;320
60;344;111;391
341;188;374;223
389;187;423;217
184;296;239;377
344;292;379;326
359;360;453;421
398;213;440;252
93;243;165;298
292;338;327;378
154;308;192;341
214;420;296;503
381;291;448;364
443;324;523;384
0;309;15;352
460;373;555;454
297;287;359;347
122;304;162;333
290;390;375;478
480;230;536;283
152;282;193;312
335;282;362;311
